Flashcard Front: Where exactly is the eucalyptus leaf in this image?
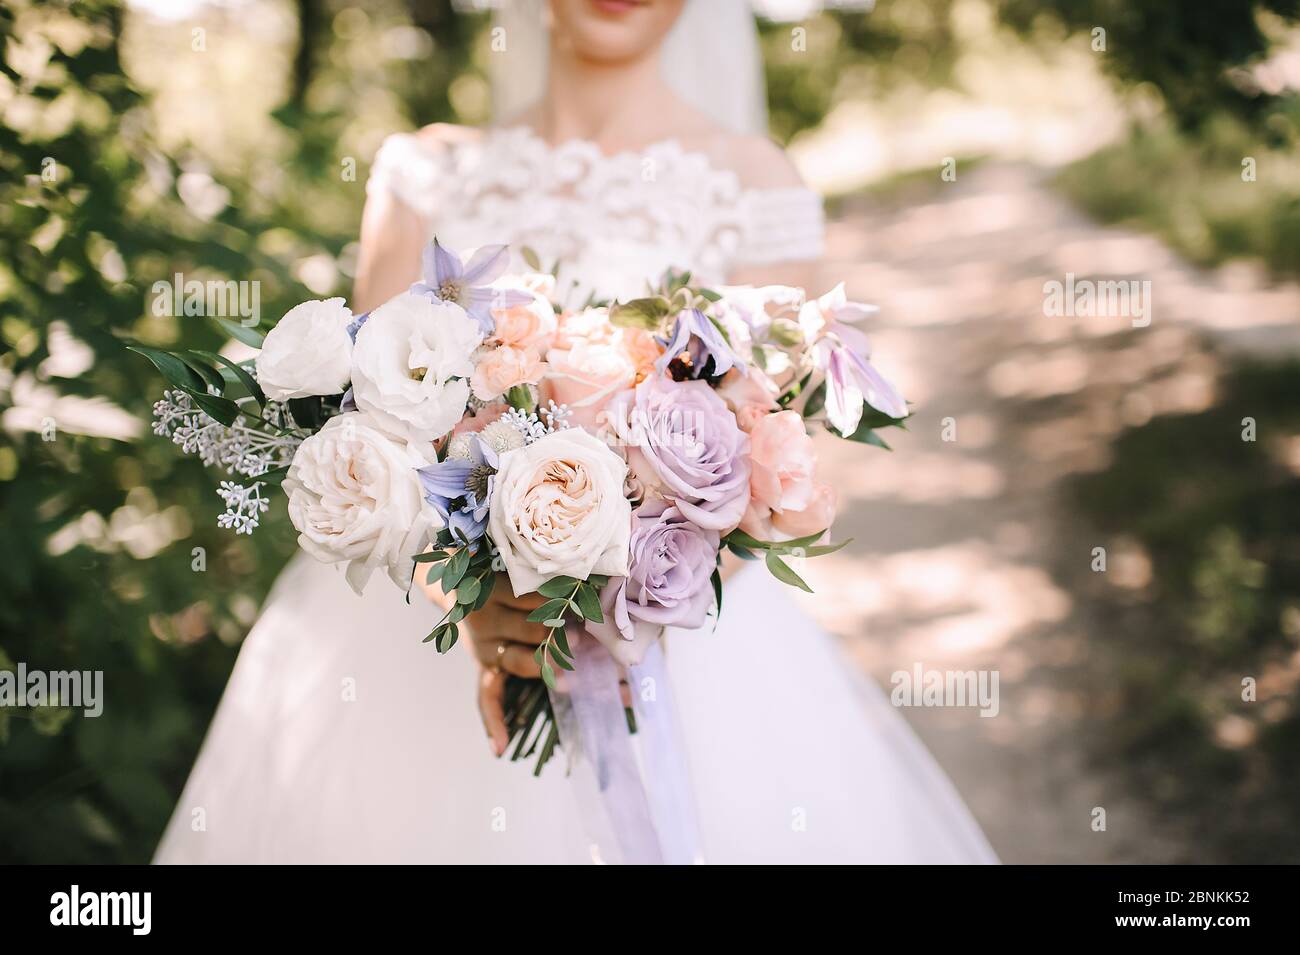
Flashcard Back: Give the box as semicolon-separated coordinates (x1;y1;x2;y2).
455;576;481;605
799;539;852;558
442;548;471;591
471;573;496;611
192;349;266;410
126;344;206;392
724;529;773;551
608;297;670;331
574;585;604;623
551;625;573;659
527;598;569;623
765;551;813;593
216;316;266;348
177;353;226;393
287;396;323;430
184;388;241;426
537;577;579;599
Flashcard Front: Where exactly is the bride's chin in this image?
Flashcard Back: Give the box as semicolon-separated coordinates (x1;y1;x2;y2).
548;0;684;63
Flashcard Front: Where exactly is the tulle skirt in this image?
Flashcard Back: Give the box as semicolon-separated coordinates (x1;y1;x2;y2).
154;555;996;864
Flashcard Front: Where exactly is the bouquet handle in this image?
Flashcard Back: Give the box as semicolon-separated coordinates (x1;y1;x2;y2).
547;624;703;865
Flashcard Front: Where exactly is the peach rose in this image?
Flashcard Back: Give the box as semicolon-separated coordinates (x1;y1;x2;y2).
716;367;780;433
740;409;837;541
543;337;638;427
620;327;663;381
470;345;547;402
554;307;617;349
490;296;557;351
448;401;506;439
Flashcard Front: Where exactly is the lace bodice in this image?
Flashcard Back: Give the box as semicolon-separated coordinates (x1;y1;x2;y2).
366;126;824;301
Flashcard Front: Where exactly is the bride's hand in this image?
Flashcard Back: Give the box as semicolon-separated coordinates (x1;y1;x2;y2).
424;572;547;755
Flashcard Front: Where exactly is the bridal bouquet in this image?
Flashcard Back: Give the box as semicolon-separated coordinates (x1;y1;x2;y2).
132;238;907;773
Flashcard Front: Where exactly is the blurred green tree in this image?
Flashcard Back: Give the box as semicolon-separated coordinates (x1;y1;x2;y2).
999;0;1300;138
0;0;310;862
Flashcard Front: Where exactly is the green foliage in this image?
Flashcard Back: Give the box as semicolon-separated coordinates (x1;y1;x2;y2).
1055;110;1300;278
723;528;850;593
759;2;963;143
1066;359;1300;861
0;0;473;862
998;0;1300;136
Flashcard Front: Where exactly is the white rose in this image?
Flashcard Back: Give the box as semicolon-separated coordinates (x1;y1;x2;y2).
350;291;482;449
255;297;354;401
284;412;439;594
488;428;631;596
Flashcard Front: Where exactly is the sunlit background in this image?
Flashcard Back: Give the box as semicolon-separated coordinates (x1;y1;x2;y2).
2;0;1299;863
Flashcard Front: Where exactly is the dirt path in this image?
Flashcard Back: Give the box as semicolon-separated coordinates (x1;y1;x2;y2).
796;161;1300;862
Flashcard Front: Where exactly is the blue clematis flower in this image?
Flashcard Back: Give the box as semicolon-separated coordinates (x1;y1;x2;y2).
814;337;908;437
410;239;530;336
345;310;369;342
655;308;746;380
415;434;499;545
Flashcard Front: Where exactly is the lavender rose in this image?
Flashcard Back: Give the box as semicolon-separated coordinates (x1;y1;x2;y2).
587;506;720;667
603;374;751;532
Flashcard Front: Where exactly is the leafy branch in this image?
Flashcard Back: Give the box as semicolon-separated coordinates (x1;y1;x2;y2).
525;574;607;689
722;528;851;593
416;541;499;652
127;339;305;437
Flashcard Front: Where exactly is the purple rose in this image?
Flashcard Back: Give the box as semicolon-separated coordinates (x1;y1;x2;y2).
587;506;720;667
604;374;751;532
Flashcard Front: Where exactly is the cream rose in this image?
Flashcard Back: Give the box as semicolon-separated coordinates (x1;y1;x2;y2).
284;412;439;594
350;291;482;448
488;428;631;596
255;297;353;400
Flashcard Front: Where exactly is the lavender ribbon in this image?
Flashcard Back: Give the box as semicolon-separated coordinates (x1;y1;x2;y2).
548;624;703;865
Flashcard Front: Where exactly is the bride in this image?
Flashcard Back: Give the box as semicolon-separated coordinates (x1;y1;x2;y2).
155;0;996;864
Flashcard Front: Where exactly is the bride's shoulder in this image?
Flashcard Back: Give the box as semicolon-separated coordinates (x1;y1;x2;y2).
376;122;482;160
409;122;484;149
682;128;807;192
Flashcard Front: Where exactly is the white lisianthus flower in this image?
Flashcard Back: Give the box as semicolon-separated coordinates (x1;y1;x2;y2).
350;291;482;448
488;428;631;596
283;412;439;594
255;297;354;400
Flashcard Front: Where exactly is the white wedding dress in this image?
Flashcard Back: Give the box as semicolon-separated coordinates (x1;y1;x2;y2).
154;128;997;864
